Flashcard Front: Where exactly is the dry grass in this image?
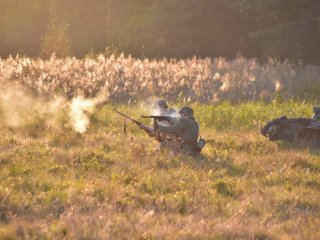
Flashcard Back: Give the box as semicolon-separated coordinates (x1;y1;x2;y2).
0;56;319;239
0;102;319;239
1;55;320;103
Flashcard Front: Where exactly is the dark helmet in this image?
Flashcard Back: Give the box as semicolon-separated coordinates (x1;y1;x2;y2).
178;106;194;116
154;99;168;109
313;107;320;115
278;115;288;120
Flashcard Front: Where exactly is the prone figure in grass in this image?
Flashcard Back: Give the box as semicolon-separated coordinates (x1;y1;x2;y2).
261;106;320;146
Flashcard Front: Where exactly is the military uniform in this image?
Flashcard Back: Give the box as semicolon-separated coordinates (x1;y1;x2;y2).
158;106;200;156
309;107;320;129
261;108;320;146
150;100;178;150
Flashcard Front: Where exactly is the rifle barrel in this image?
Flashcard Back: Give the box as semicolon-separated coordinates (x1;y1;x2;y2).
141;115;156;118
114;109;142;125
141;115;172;120
115;109;159;138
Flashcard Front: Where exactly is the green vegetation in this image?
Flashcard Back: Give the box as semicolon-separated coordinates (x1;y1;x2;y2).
1;0;320;63
1;1;320;238
40;18;72;58
0;102;320;239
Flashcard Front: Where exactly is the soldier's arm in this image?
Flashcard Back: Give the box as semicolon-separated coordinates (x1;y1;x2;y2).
158;118;187;134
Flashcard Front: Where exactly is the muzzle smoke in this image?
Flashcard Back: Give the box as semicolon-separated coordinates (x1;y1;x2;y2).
0;78;109;134
68;89;109;133
69;96;95;133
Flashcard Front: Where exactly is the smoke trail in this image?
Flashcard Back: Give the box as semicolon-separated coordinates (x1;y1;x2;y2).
0;77;109;133
0;78;40;127
139;97;180;127
68;88;109;133
69;96;95;133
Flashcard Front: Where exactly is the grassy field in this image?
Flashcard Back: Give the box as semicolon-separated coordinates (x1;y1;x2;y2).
0;101;320;239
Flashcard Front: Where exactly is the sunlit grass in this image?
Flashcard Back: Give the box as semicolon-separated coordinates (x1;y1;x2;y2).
1;55;320;103
0;55;319;238
0;102;319;239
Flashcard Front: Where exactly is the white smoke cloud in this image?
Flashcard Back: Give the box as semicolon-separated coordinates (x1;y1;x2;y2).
68;87;110;133
69;96;95;133
0;77;109;134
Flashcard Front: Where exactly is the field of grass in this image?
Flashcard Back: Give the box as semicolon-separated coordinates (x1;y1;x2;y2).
1;101;320;239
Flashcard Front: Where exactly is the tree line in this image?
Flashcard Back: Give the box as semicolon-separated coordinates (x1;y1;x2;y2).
1;0;320;63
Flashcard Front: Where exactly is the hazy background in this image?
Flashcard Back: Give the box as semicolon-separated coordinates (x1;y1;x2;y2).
1;0;320;63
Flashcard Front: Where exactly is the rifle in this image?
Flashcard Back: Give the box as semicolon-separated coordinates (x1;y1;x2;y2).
141;115;176;124
142;115;178;141
114;110;162;141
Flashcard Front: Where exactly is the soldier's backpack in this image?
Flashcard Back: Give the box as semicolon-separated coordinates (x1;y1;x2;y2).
195;134;206;153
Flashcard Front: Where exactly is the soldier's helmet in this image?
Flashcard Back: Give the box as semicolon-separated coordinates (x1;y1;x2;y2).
313;107;320;115
278;115;288;120
154;99;168;109
178;106;194;116
312;106;320;118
